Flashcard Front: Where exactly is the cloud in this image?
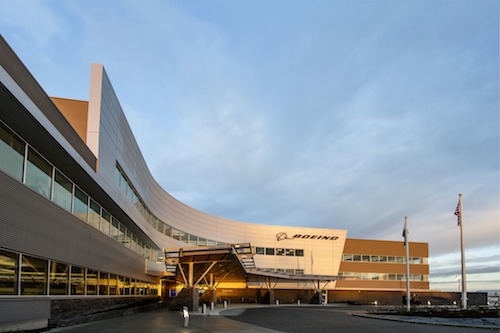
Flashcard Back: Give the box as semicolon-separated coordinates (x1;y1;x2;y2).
1;0;66;47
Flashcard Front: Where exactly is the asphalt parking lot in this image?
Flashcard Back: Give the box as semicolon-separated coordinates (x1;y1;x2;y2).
47;304;498;333
222;305;497;333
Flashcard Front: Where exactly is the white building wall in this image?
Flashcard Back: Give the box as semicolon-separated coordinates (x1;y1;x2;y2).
88;64;348;276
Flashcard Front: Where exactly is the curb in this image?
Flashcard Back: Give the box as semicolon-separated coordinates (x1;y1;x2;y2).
350;311;499;330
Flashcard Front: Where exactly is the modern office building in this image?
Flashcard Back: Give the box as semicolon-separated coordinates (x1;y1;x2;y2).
0;35;436;331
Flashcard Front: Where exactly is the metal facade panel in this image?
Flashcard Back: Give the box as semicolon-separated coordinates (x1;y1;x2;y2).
0;172;154;283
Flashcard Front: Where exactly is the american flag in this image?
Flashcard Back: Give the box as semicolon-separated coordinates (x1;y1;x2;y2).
454;202;461;226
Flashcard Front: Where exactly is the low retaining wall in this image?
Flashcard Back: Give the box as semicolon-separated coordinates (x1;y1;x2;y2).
329;290;487;306
0;298;50;332
0;296;164;332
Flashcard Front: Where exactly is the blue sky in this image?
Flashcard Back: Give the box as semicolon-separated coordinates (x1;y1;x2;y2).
1;0;498;291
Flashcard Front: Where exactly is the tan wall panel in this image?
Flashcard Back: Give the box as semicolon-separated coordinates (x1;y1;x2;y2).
343;238;428;257
51;97;89;142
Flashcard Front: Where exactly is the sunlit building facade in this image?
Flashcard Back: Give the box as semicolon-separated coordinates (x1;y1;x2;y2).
0;36;430;330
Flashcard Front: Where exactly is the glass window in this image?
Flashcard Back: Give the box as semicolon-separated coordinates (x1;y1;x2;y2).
388;256;396;263
276;248;285;256
362;255;370;262
172;229;181;240
295;269;304;274
180;232;189;243
371;255;380;262
188;235;197;245
73;187;88;222
121;276;130;295
88;199;101;229
164;225;172;237
100;209;111;236
124;228;132;248
53;171;73;211
353;255;361;261
21;255;47;295
285;249;295;256
70;266;85;295
149;214;156;228
198;237;207;246
130;279;136;295
0;250;18;295
397;256;404;263
115;166;121;189
86;269;98;295
119;173;127;194
110;217;119;241
99;272;109;295
265;248;275;256
256;247;265;255
49;261;68;295
119;224;126;244
109;274;118;295
126;183;134;202
343;254;353;261
25;148;52;199
0;122;25;182
295;249;304;257
379;256;387;262
133;233;140;252
156;220;164;233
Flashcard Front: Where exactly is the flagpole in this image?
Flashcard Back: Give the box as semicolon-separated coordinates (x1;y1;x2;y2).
458;193;467;309
404;216;411;312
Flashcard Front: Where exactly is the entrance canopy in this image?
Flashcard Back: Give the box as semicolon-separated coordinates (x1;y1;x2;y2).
164;243;344;290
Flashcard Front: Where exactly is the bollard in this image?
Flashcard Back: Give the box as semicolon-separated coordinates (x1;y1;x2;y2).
182;306;189;327
202;303;207;314
427;301;431;308
210;302;215;311
374;300;378;306
297;299;301;305
275;299;279;306
223;300;228;308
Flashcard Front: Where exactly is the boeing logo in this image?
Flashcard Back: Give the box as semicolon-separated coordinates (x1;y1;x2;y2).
276;232;339;241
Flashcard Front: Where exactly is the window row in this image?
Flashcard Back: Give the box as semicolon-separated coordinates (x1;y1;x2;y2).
0;121;160;262
0;249;159;296
258;268;305;275
254;247;304;257
339;272;428;281
342;254;426;264
115;164;226;247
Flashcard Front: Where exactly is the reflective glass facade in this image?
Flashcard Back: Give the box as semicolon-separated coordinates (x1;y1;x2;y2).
0;248;158;296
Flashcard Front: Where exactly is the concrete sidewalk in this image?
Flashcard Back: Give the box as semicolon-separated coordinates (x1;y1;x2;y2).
47;306;285;333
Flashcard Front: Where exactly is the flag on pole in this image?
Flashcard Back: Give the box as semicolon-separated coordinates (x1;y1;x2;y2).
454;202;461;226
402;226;407;245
